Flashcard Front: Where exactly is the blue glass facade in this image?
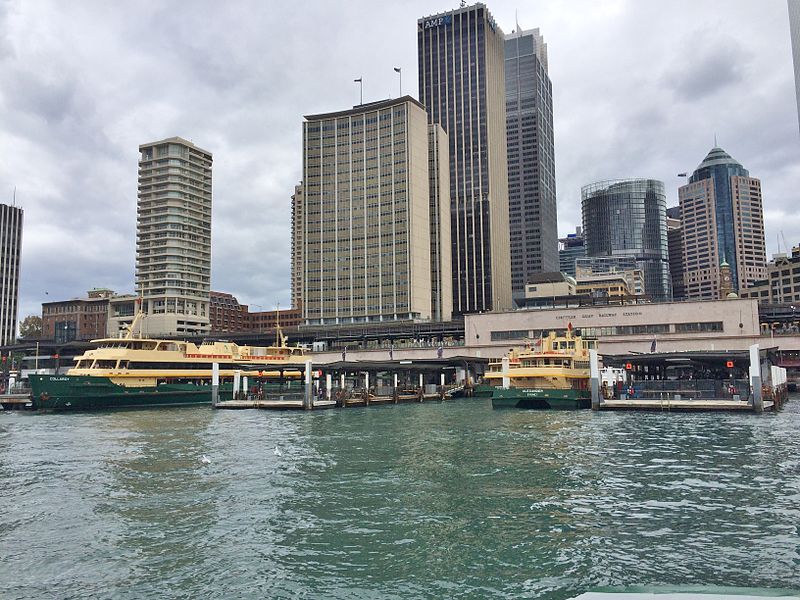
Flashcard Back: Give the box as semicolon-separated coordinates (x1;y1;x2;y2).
688;147;750;289
581;179;672;302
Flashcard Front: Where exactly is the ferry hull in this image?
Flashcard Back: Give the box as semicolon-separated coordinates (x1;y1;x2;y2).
29;374;230;411
491;387;591;410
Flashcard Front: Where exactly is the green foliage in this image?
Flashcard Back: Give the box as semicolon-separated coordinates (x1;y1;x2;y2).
19;315;43;339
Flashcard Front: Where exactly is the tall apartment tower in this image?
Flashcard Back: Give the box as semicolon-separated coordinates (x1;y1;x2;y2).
0;202;23;345
136;137;212;335
679;147;767;299
505;27;558;297
789;0;800;133
300;97;450;325
418;3;512;314
290;182;304;311
582;179;672;302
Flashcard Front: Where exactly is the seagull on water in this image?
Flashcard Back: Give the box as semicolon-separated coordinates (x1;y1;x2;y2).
273;446;282;457
201;455;211;464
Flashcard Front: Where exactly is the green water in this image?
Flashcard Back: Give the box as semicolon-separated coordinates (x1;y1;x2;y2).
1;398;799;599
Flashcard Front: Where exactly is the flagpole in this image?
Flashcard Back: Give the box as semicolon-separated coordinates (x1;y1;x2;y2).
354;77;363;105
394;67;402;96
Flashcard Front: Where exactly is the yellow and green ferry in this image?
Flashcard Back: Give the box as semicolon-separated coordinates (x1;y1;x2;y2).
485;330;596;410
28;327;307;411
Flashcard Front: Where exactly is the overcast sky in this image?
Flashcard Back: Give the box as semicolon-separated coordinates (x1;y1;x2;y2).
1;0;798;321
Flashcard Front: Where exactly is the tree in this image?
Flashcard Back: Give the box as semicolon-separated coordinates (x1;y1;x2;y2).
19;315;42;339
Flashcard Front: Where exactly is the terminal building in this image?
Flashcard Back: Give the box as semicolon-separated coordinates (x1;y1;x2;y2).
465;297;762;357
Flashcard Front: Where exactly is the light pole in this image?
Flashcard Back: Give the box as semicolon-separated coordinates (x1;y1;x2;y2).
354;77;363;105
394;67;402;96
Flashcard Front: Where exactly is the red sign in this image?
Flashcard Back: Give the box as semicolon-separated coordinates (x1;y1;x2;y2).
726;360;734;369
625;362;632;370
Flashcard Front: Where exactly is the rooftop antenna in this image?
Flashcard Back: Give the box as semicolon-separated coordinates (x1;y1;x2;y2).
515;9;520;33
12;186;16;206
714;133;718;147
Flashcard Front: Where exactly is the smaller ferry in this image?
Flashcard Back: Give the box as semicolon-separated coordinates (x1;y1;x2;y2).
28;314;308;411
484;329;597;410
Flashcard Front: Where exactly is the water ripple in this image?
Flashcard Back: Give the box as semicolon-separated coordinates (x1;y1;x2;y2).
1;400;799;598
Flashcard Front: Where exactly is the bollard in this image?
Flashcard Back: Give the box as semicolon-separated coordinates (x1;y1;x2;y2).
212;362;220;407
233;370;241;400
589;350;601;411
304;360;312;410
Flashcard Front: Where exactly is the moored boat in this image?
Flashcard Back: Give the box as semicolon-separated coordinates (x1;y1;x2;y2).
485;329;596;409
29;317;307;411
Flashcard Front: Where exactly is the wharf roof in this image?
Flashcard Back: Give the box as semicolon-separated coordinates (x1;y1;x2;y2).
314;356;488;372
602;348;778;368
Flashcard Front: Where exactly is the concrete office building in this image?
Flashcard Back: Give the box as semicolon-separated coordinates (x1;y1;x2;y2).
299;96;449;325
741;245;800;304
574;256;644;296
0;202;23;345
418;3;512;314
137;137;212;335
428;125;453;322
505;26;558;295
678;147;767;299
582;179;672;302
790;0;800;133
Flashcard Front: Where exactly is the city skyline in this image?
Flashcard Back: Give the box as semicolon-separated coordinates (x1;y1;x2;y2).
0;1;797;323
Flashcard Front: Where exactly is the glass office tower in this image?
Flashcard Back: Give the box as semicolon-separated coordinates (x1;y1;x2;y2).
582;179;672;302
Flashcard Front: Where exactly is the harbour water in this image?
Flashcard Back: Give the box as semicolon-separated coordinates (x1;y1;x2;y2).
2;398;799;599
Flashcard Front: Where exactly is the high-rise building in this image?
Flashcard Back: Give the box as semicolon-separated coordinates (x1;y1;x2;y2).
290;182;304;311
789;0;800;133
505;26;557;296
558;227;586;277
581;179;672;302
299;96;449;325
0;202;23;345
418;3;512;314
678;147;767;299
428;124;453;322
665;206;686;300
136;137;212;335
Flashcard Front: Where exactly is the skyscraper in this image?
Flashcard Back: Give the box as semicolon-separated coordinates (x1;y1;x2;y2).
418;3;512;314
789;0;800;133
505;26;557;296
136;137;212;335
290;182;304;312
0;202;23;345
299;96;449;325
582;179;672;302
666;206;686;300
678;147;766;299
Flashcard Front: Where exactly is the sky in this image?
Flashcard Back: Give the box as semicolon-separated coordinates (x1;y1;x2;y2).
1;0;798;322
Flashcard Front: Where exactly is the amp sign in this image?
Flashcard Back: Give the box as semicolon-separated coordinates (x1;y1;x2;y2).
423;15;452;29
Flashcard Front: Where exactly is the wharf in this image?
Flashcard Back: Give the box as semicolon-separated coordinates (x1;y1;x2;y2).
599;399;774;412
0;394;33;410
215;399;337;410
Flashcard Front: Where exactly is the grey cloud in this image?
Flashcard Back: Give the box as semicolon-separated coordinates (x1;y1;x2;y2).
664;35;751;102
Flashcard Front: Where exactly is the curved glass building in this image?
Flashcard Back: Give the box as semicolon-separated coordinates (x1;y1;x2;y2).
581;179;672;301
